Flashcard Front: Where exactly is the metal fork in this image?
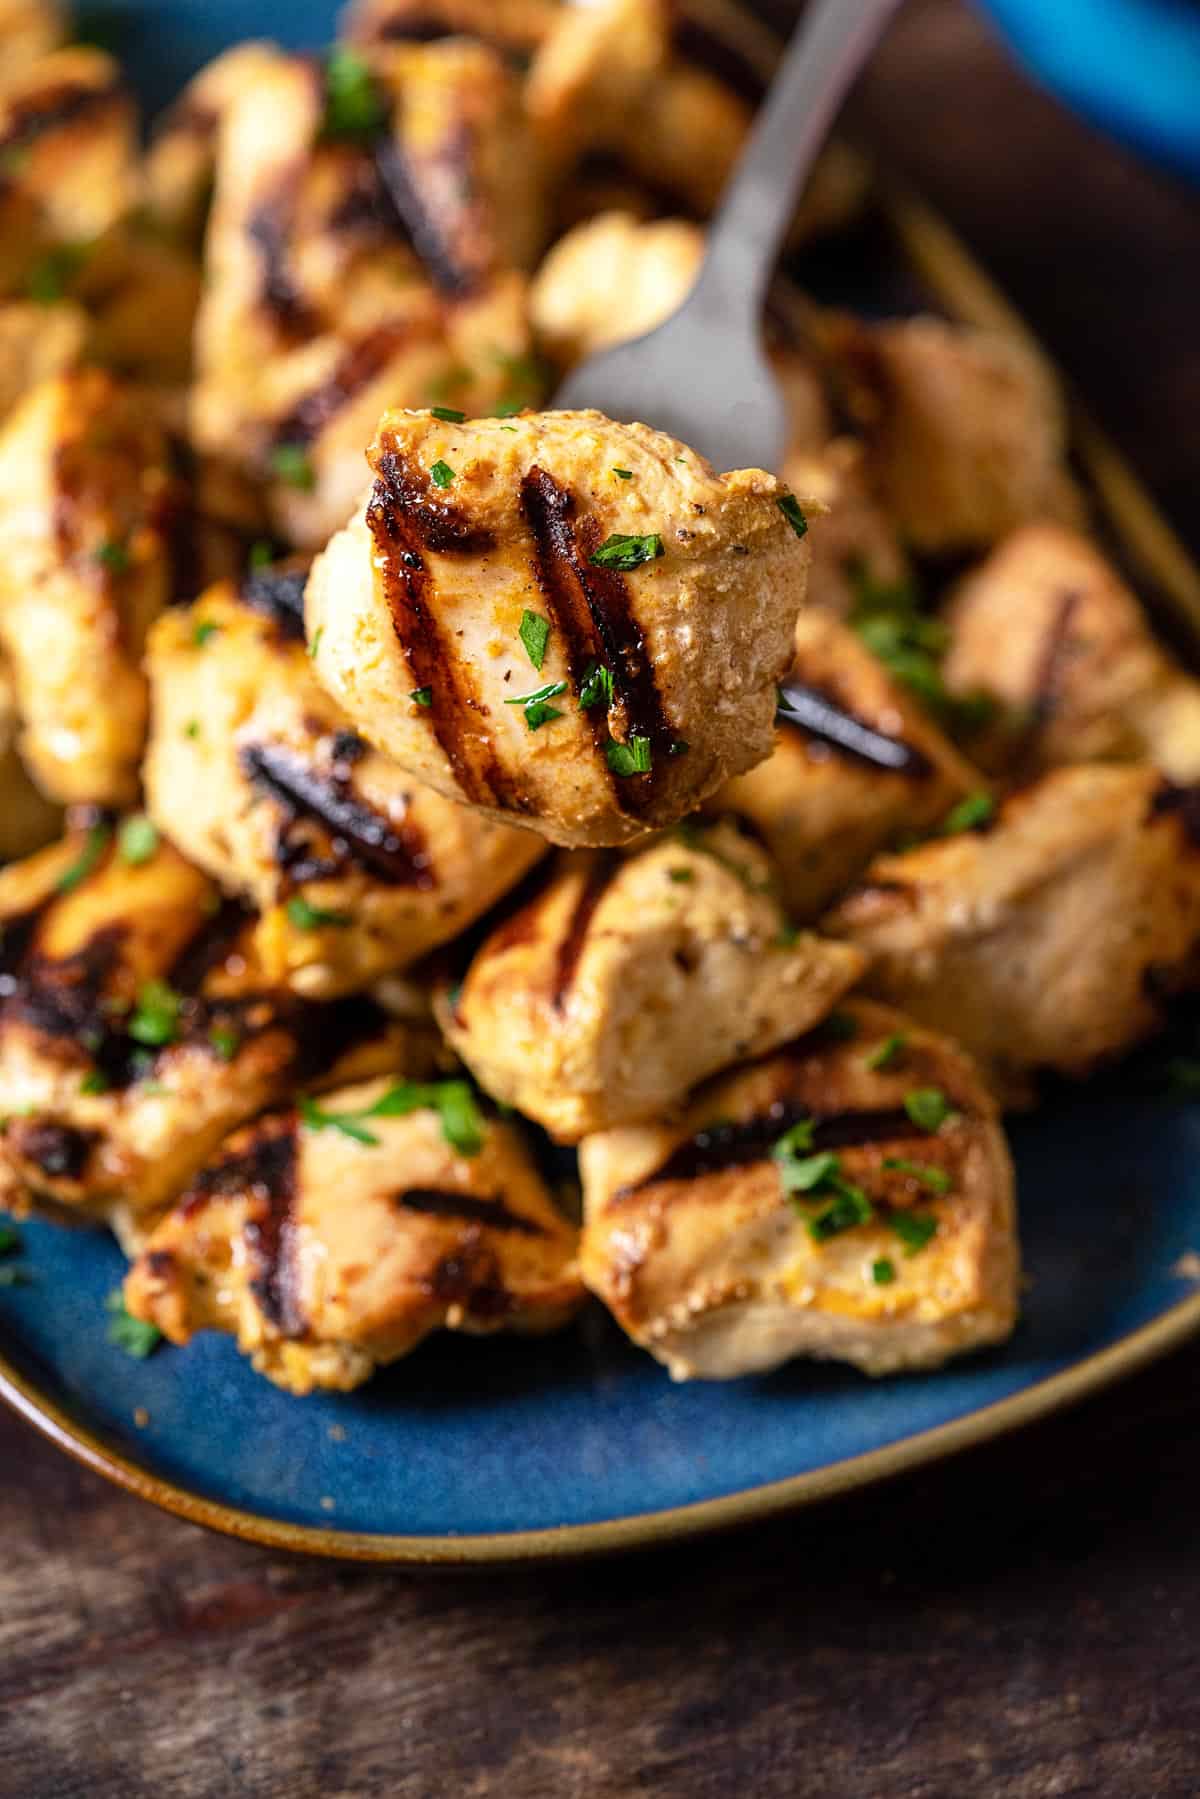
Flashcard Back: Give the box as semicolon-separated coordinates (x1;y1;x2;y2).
554;0;903;472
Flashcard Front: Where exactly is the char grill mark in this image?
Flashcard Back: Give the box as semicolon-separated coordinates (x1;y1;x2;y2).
393;1187;547;1234
1150;781;1200;849
777;680;933;777
268;323;429;451
166;897;254;992
671;15;766;103
622;1103;946;1196
10;1119;98;1182
240;740;435;887
247;182;320;340
0;78;121;161
520;467;674;816
551;852;618;1011
367;448;524;812
428;1236;513;1316
198;1114;305;1336
373;136;477;297
237;564;310;642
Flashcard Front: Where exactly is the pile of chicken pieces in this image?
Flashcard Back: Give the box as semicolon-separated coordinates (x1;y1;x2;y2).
2;0;1199;1397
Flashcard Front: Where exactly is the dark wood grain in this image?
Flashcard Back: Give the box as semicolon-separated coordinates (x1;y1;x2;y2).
5;4;1200;1795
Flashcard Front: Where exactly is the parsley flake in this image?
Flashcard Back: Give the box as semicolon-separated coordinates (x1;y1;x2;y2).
590;533;663;572
95;538;131;573
248;539;275;571
80;1070;110;1095
606;736;652;776
430;458;456;488
208;1025;240;1063
884;1157;952;1195
865;1032;907;1072
505;679;566;731
270;443;315;491
300;1077;484;1156
128;979;183;1048
777;493;808;539
519;609;550;670
578;661;614;711
612;467;633;480
118;815;159;866
56;821;112;894
872;1257;896;1285
891;1211;938;1254
904;1088;954;1133
286;896;352;931
26;242;90;305
430;406;465;423
308;627;323;661
184;719;200;739
192;619;220;647
410;686;433;708
941;790;995;836
0;1222;18;1256
668;866;694;884
106;1290;162;1359
322;46;387;141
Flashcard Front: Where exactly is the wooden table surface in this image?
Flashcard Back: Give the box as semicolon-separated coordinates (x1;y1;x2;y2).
5;4;1200;1794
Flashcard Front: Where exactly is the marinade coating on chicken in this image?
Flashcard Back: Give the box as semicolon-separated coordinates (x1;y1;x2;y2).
437;818;865;1141
715;613;982;921
0;0;66;82
820;313;1085;555
142;42;282;245
0;823;430;1238
580;997;1017;1380
782;438;911;620
942;523;1200;782
0;48;139;297
190;42;542;548
0;298;85;419
342;0;560;64
0;657;60;860
824;764;1200;1093
124;1078;584;1393
144;566;547;996
307;408;814;846
0;368;178;807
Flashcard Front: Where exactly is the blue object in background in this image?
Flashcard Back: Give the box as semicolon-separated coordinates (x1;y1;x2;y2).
977;0;1200;182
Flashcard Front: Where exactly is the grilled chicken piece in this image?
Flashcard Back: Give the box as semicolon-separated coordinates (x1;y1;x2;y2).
942;523;1200;782
0;296;85;419
526;0;665;172
715;614;982;920
825;764;1200;1093
783;438;911;620
75;229;203;387
0;658;60;859
0;822;426;1237
0;0;66;82
124;1077;584;1393
438;819;865;1141
191;42;540;549
580;997;1017;1379
144;567;546;996
142;42;280;245
0;48;139;297
308;408;813;846
821;313;1084;555
344;0;560;62
0;368;177;807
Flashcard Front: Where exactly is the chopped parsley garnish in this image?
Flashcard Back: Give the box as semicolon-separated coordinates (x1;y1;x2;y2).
430;458;456;488
775;922;799;948
884;1157;952;1195
668;866;694;884
308;627;323;661
322;46;388;141
589;533;663;572
410;686;433;707
578;661;614;711
128;979;183;1048
430;406;465;423
106;1290;162;1359
891;1211;938;1254
80;1070;110;1095
519;609;550;670
505;679;566;731
808;1180;874;1242
941;790;995;836
286;896;352;931
248;539;275;571
612;467;633;480
95;538;131;573
772;1121;875;1239
192;619;220;647
772;1118;816;1162
56;821;112;894
777;493;808;540
269;443;315;491
300;1077;484;1156
118;815;159;866
184;719;200;739
0;1222;18;1256
903;1087;953;1133
872;1257;896;1286
26;242;90;305
208;1025;240;1062
606;735;652;776
822;1011;860;1042
491;349;545;416
778;1149;839;1196
865;1032;907;1072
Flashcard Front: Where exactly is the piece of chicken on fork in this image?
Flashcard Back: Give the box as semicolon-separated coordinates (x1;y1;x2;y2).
124;1076;584;1394
0;368;178;807
942;522;1200;782
438;818;865;1141
144;562;547;997
191;40;542;548
824;763;1200;1097
307;408;815;846
580;998;1018;1380
714;612;982;921
0;0;66;83
0;820;427;1243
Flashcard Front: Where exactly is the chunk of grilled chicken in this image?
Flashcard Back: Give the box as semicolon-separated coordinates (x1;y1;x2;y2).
820;313;1084;555
344;0;560;63
580;998;1017;1380
0;0;66;83
782;438;911;620
438;819;865;1141
191;43;541;549
0;369;177;806
142;41;280;245
0;658;60;860
308;408;813;846
0;297;85;420
124;1079;584;1393
715;614;982;920
74;228;203;388
0;822;429;1238
526;0;665;172
824;764;1200;1094
942;523;1200;782
0;48;139;297
144;567;546;996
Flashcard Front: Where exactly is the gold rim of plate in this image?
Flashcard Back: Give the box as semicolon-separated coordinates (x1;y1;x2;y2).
3;0;1200;1564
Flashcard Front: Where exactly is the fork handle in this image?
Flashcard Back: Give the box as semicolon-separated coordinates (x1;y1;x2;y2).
689;0;904;323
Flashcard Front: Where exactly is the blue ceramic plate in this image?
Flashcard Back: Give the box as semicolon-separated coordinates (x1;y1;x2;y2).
3;0;1200;1564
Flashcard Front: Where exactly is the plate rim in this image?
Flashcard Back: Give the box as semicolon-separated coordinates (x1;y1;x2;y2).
5;0;1200;1566
4;1288;1200;1564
